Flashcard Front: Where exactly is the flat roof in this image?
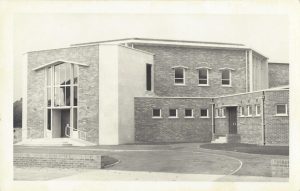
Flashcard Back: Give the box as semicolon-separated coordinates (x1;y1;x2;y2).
71;37;246;47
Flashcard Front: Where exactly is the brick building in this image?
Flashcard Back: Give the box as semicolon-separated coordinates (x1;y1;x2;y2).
22;38;289;146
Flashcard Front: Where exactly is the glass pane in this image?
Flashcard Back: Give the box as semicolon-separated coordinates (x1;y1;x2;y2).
47;67;51;86
47;87;51;107
199;69;207;79
59;63;66;85
74;86;77;106
185;109;192;117
199;79;207;84
54;64;60;86
248;106;252;115
73;108;77;131
175;79;184;84
256;105;261;114
169;109;177;117
47;109;51;130
201;109;207;117
59;87;66;106
66;86;71;106
153;109;160;117
73;65;78;84
222;70;230;80
54;87;60;106
222;79;230;85
277;105;286;114
175;68;183;78
66;63;71;85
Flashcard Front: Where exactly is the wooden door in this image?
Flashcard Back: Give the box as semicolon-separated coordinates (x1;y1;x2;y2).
228;107;237;134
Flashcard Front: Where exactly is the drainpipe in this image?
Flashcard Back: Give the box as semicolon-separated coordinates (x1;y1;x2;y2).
211;98;215;140
261;91;266;145
245;50;248;92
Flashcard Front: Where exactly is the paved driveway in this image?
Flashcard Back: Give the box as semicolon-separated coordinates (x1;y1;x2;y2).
13;143;288;181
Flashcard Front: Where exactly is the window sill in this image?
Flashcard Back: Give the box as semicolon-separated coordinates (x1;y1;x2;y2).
200;116;210;118
168;117;179;119
274;114;288;117
221;85;232;87
184;117;194;119
174;84;186;86
152;117;162;119
198;84;210;87
215;116;226;119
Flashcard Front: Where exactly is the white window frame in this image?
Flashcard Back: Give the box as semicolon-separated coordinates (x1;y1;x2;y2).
240;106;245;117
173;67;186;85
169;108;178;118
255;104;261;116
215;108;219;117
200;108;209;118
215;108;225;118
184;109;194;118
275;104;288;116
247;105;252;117
152;108;162;118
197;67;210;86
220;68;234;87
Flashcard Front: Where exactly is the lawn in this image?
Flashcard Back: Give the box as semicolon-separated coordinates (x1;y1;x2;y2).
200;143;289;156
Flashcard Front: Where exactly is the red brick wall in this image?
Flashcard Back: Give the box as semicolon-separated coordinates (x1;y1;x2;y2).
264;90;289;145
135;97;212;143
214;92;264;144
14;153;102;169
134;45;247;97
268;63;289;88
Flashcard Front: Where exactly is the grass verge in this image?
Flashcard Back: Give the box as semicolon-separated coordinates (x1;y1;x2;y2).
200;143;289;156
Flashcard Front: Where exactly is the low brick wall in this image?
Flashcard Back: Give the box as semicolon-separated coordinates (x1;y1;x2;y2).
14;153;102;169
271;159;289;177
13;128;22;143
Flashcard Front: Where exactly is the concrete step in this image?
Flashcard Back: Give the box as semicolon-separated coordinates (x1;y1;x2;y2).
211;136;227;144
14;138;95;147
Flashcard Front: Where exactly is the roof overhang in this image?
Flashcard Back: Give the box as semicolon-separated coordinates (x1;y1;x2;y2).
32;60;88;71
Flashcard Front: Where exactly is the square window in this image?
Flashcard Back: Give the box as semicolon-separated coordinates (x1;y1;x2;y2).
185;109;193;118
169;109;178;118
200;109;209;118
276;104;287;115
152;109;161;118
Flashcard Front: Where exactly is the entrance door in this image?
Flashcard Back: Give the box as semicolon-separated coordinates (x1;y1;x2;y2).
61;109;70;137
228;107;237;134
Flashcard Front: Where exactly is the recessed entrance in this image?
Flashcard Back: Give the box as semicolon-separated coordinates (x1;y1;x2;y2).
52;109;70;138
227;107;237;134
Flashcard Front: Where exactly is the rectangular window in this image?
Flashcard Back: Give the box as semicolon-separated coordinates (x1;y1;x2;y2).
219;108;225;117
215;108;219;117
73;108;77;131
200;109;209;118
174;68;184;84
255;105;261;116
73;65;78;84
240;106;245;116
146;64;152;91
47;109;51;130
47;67;51;86
74;86;78;106
152;108;161;118
47;87;51;107
221;70;231;86
276;104;288;116
198;69;208;85
169;109;178;118
184;109;193;118
247;105;252;116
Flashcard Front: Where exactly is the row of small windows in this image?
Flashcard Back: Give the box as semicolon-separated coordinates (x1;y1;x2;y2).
174;67;232;86
152;108;209;118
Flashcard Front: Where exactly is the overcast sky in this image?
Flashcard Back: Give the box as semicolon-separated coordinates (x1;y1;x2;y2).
13;13;289;101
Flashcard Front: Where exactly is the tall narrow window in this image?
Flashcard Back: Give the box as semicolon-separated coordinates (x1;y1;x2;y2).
221;70;231;86
255;105;261;116
174;68;185;85
198;69;208;85
73;108;77;131
146;64;152;91
47;109;51;130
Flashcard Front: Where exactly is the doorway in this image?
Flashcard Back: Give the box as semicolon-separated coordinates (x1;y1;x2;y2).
52;109;70;138
227;107;237;134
